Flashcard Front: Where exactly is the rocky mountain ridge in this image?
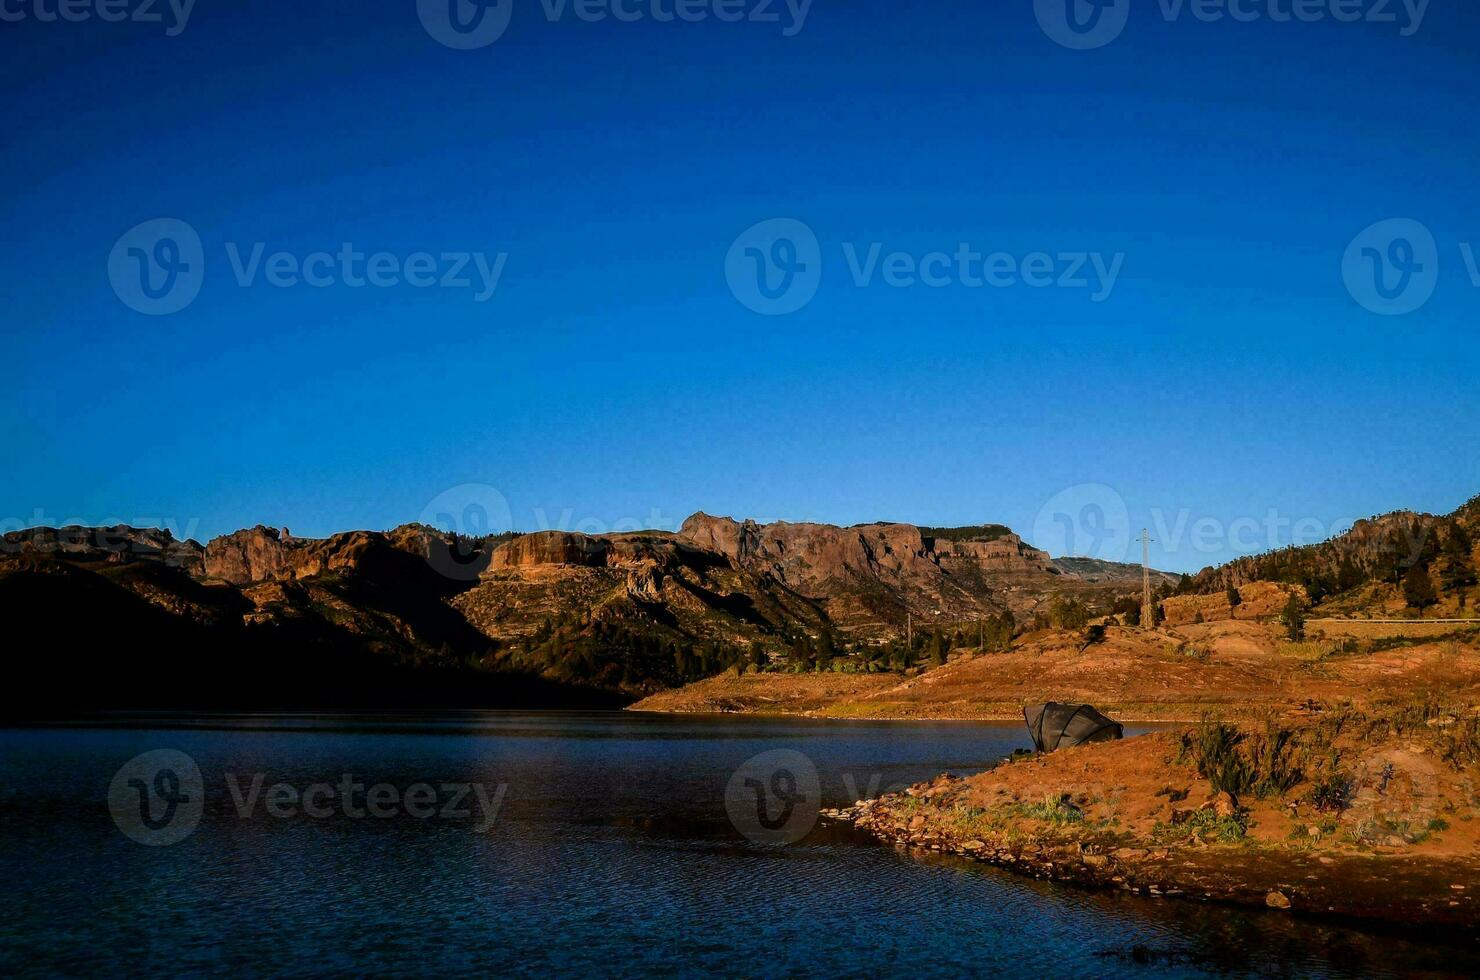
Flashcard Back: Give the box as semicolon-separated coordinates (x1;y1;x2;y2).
20;491;1474;709
1190;497;1479;607
1;511;1161;707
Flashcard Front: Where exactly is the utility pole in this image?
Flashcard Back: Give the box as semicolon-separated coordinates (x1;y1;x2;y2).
1141;528;1154;630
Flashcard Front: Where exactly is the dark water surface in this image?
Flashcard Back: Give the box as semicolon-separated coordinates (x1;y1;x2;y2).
1;711;1475;978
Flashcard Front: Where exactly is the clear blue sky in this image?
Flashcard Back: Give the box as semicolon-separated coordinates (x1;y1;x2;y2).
2;1;1477;572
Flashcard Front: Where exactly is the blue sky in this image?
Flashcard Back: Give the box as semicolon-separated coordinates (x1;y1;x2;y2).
2;0;1477;572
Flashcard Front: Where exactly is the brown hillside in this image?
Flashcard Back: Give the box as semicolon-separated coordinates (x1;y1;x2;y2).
634;618;1480;720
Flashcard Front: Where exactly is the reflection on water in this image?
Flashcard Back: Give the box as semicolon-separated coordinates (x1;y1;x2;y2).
0;711;1475;977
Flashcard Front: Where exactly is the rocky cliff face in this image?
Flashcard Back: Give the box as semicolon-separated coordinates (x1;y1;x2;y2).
202;524;492;586
488;530;612;570
453;513;1151;654
202;526;297;584
675;513;1054;584
1;525;204;574
677;514;945;585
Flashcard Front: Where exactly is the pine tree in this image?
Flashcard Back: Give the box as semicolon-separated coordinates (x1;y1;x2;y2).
1403;562;1438;610
980;612;1014;653
1440;524;1476;595
1226;585;1241;610
1281;594;1305;641
817;627;838;665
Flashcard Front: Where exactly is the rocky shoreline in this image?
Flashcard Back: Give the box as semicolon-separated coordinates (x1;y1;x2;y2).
822;736;1480;930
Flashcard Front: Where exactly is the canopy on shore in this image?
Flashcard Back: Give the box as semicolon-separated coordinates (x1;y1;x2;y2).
1022;702;1123;752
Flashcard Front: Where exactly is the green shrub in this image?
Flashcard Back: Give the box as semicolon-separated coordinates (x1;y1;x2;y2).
1182;718;1301;799
1247;723;1303;797
1184;721;1253;797
1308;769;1355;813
1006;794;1085;826
1152;808;1247;844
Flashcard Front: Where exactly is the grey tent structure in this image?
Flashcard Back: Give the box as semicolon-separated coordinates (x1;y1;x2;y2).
1023;702;1124;752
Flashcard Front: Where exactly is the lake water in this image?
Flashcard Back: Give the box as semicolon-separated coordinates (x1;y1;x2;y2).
1;711;1475;978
